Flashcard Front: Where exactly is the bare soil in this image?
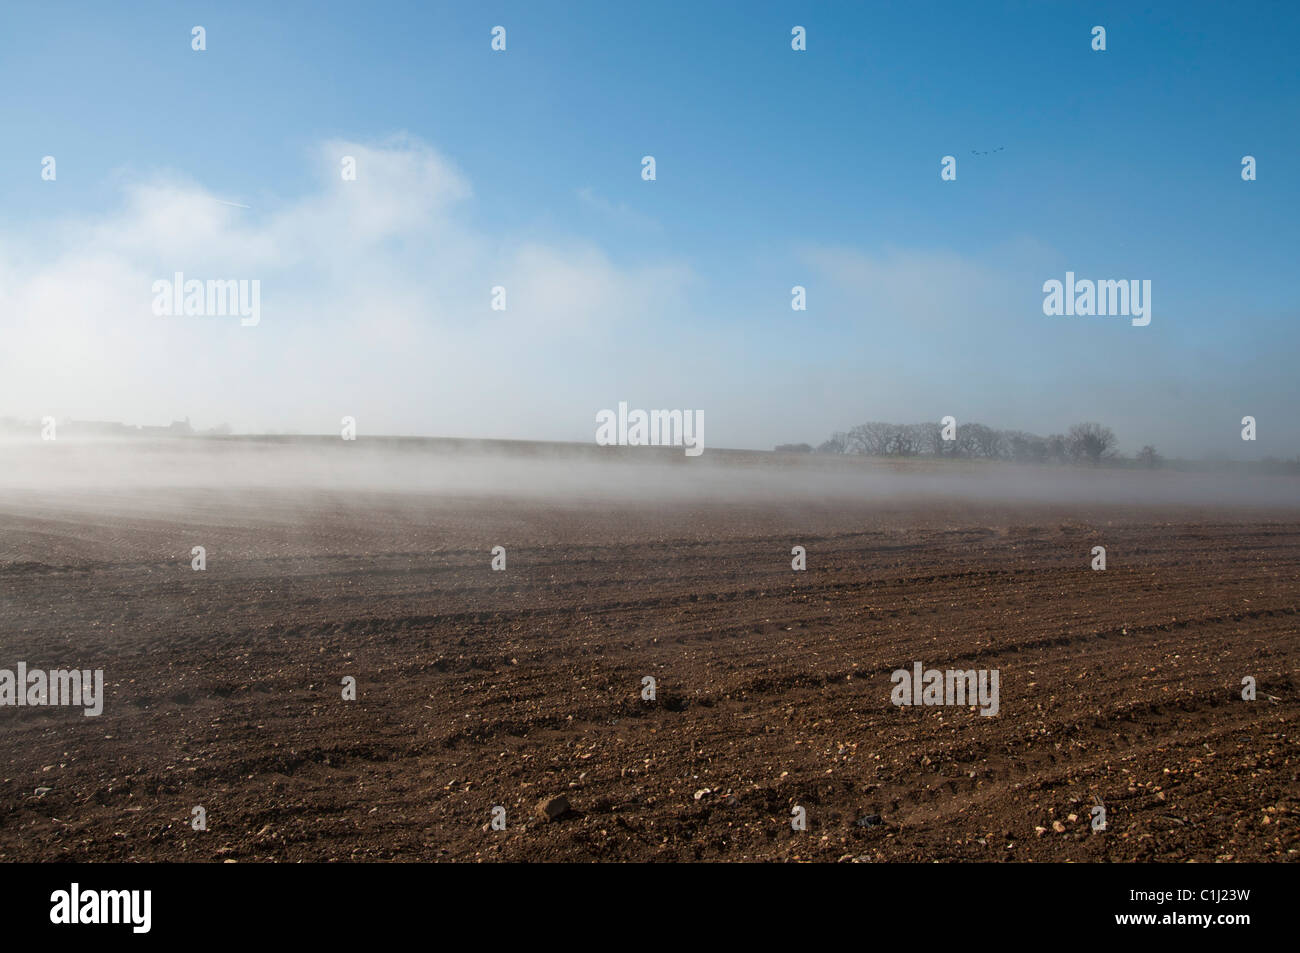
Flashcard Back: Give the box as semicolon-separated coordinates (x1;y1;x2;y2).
1;485;1296;862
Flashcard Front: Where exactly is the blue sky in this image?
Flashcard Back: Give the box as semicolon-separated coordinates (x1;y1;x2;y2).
1;1;1296;457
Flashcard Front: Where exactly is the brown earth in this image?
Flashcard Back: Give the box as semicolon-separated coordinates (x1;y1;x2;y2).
0;485;1296;862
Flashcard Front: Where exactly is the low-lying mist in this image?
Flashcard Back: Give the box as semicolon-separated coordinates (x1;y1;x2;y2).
1;435;1296;510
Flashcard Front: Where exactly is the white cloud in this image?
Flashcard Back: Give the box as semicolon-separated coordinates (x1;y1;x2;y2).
0;136;693;438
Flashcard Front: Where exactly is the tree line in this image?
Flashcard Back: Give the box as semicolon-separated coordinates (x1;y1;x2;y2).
778;421;1163;466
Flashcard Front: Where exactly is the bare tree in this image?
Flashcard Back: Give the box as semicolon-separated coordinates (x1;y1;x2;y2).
914;420;944;456
1006;430;1047;463
848;422;894;456
963;423;1006;460
817;432;848;454
1068;422;1118;464
953;425;979;457
888;424;919;456
1136;445;1162;468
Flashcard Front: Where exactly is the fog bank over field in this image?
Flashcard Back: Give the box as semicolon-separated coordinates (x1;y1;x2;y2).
0;436;1296;509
